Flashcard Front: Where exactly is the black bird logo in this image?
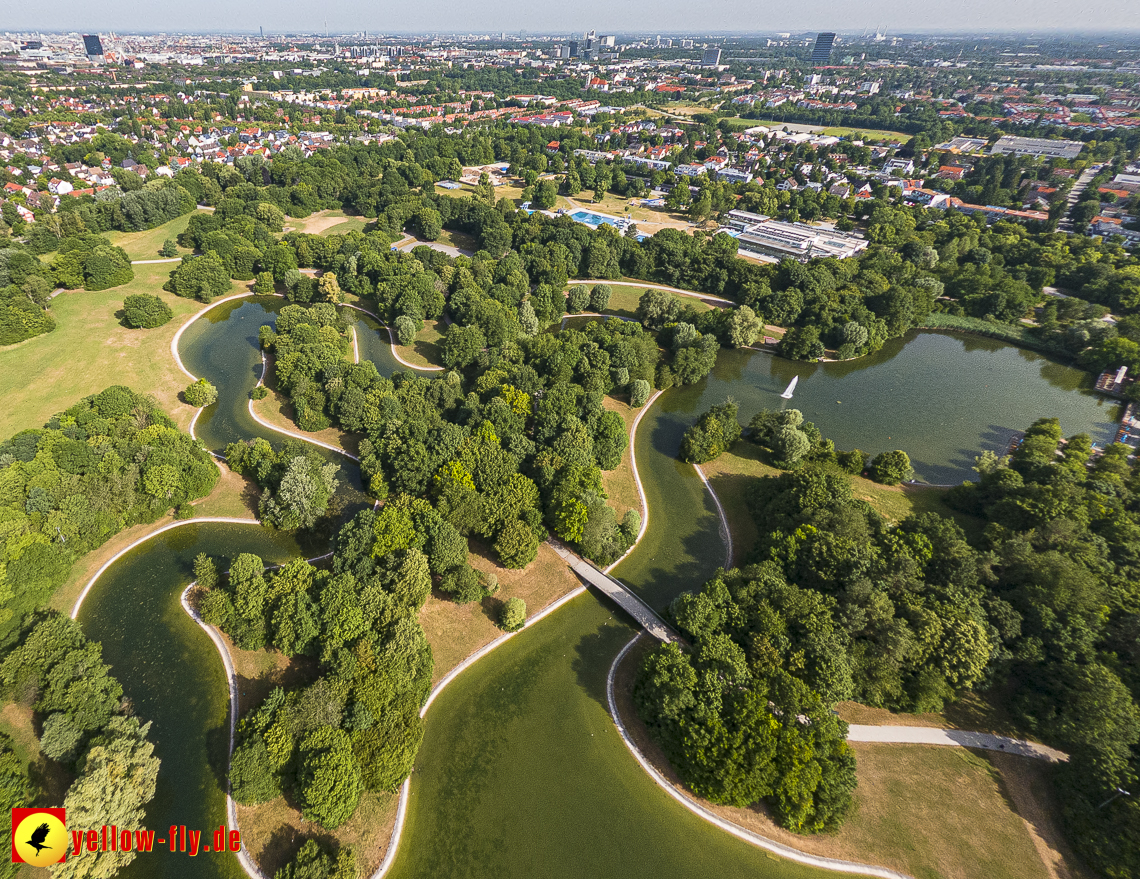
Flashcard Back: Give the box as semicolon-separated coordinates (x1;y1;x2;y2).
25;822;52;855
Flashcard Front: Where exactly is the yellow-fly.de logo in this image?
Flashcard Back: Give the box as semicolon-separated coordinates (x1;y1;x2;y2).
11;808;68;867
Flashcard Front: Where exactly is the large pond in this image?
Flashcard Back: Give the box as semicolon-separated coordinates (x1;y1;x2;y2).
673;328;1117;485
75;302;1120;879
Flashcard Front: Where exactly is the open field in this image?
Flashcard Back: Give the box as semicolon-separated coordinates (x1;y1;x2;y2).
419;540;582;685
563;282;715;322
282;209;363;236
104;211;198;260
394;317;445;368
613;639;1060;879
0;262;204;438
698;439;981;565
601;396;642;520
717;116;913;143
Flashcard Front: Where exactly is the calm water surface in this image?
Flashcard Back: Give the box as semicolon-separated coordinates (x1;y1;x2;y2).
76;307;1120;878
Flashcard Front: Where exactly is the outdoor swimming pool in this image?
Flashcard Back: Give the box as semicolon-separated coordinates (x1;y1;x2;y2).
570;209;624;228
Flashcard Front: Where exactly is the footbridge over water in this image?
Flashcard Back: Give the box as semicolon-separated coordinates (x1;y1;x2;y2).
548;541;681;643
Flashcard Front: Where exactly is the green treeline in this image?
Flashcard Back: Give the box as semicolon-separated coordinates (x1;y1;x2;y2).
0;386;219;638
196;506;434;842
639;418;1140;875
0;613;161;879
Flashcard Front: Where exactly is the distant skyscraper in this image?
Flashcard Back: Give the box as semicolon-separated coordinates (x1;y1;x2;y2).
82;34;104;58
701;47;722;67
811;32;836;66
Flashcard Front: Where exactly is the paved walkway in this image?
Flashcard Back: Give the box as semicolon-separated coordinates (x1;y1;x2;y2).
131;257;183;264
846;724;1066;762
548;541;680;643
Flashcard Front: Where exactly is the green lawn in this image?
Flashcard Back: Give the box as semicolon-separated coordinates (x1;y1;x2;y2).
395;318;445;368
0;262;206;437
104;211;200;260
563;282;715;322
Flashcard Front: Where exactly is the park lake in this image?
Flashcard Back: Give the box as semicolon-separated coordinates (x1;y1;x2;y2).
77;302;1117;878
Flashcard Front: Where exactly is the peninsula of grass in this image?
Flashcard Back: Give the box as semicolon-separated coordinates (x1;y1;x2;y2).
394;318;446;368
612;638;1055;879
600;396;642;520
0;263;202;438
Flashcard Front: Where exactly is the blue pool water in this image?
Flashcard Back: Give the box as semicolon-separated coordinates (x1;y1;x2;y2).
570;209;622;228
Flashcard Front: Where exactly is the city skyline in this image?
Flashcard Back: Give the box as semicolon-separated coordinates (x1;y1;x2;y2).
5;0;1140;36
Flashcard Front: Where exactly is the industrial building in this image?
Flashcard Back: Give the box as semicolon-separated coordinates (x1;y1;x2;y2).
724;211;868;262
989;135;1084;160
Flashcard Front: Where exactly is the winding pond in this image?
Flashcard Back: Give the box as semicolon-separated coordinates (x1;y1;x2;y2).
75;302;1118;879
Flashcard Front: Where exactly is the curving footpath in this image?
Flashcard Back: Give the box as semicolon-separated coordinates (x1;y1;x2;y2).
606;634;915;879
340;302;445;372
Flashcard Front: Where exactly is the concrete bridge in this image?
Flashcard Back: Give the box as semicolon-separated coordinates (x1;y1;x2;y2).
548;541;680;643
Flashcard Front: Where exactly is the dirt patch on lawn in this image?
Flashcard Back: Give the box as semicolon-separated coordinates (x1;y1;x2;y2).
420;540;583;684
238;790;397;879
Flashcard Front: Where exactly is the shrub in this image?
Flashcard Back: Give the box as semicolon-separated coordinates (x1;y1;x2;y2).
165;252;232;302
679;402;741;465
174;503;195;520
439;564;493;605
836;449;868;475
83;245;134;291
590;284;613;312
250;386;269;400
494;519;541;569
122;294;173;329
394;315;417;347
499;597;526;632
630;379;652;408
230;738;280;805
868;450;913;485
0;299;56;345
183;379;218;407
567;284;590;313
253;271;275;293
160;239;178;258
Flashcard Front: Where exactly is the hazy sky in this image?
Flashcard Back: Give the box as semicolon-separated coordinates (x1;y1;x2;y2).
5;0;1140;36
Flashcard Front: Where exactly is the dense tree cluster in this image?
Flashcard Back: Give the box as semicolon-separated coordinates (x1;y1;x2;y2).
122;293;173;328
679;401;742;464
224;438;341;532
199;508;433;830
0;243;56;344
0;387;218;636
941;421;1140;877
50;234;134;292
262;299;648;567
635;565;857;833
25;175;197;245
1;614;160;878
